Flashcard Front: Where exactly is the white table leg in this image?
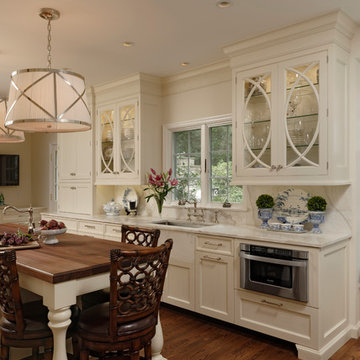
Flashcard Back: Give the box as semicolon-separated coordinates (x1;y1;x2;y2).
47;306;72;360
151;313;167;360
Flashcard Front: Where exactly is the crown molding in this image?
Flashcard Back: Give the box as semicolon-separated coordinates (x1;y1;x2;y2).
223;10;358;61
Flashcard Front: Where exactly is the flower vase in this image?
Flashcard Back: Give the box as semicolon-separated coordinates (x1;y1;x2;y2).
308;211;325;234
155;197;164;218
258;208;273;229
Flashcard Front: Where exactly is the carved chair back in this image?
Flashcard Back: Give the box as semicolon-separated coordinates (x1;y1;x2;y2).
109;239;173;339
0;250;25;335
121;225;160;247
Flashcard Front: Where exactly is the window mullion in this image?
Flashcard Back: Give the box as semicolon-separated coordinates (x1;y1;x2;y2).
201;124;208;206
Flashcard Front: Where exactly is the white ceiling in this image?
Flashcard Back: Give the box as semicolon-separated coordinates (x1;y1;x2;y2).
0;0;359;97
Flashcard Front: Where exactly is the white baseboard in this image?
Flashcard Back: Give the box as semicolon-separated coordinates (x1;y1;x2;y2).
296;326;352;360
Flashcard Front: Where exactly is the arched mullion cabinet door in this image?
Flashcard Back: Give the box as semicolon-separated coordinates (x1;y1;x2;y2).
99;106;116;176
236;68;274;177
279;52;327;176
118;101;137;175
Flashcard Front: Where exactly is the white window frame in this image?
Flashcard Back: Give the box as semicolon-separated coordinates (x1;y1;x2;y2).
163;114;247;209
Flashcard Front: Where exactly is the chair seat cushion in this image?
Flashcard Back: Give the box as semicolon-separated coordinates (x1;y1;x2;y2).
0;300;52;339
78;302;156;342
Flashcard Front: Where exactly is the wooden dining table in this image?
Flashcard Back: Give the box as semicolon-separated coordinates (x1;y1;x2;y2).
0;224;167;360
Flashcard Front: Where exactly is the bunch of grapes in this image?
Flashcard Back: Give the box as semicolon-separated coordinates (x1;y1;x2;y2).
39;219;66;230
0;231;33;247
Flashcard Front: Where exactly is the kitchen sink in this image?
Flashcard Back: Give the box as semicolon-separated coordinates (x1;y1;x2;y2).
151;220;214;228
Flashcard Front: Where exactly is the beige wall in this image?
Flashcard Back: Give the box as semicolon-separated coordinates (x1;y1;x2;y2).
162;63;232;123
0;132;56;208
30;133;57;207
0;135;32;207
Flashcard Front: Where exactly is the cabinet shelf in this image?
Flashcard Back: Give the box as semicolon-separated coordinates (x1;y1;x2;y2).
286;113;318;120
248;143;319;151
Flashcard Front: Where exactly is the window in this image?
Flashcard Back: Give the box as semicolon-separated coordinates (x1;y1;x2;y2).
173;129;201;201
166;115;243;206
210;125;242;203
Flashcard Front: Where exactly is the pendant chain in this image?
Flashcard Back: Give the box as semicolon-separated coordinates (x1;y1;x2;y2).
47;19;52;69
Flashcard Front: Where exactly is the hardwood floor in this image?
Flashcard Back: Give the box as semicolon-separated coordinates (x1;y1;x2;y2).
159;304;360;360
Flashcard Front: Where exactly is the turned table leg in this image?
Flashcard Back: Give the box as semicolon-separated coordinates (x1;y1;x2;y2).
151;313;167;360
47;306;72;360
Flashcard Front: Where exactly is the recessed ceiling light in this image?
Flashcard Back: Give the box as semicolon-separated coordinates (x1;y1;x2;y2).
122;41;134;47
216;0;232;8
181;62;190;67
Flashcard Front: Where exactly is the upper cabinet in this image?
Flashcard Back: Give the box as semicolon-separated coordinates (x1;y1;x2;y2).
235;52;327;179
96;99;138;182
94;74;162;185
225;11;356;185
58;131;92;180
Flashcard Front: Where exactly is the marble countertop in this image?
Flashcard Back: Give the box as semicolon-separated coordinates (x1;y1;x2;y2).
41;212;351;249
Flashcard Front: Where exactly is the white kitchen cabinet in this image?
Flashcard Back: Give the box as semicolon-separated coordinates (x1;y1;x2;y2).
195;235;234;322
226;12;353;185
58;182;92;215
158;230;195;311
234;52;327;181
58;131;92;181
94;74;162;185
103;223;122;241
235;289;318;348
96;100;139;183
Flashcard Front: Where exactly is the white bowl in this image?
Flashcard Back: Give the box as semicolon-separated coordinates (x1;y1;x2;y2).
38;227;67;245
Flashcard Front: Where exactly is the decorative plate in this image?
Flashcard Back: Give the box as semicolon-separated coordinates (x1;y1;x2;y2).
274;188;310;224
119;187;138;214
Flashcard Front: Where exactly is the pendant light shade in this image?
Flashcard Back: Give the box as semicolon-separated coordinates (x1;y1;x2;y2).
5;68;91;133
4;8;91;133
0;98;25;143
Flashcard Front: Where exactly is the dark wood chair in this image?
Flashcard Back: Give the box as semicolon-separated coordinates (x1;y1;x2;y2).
81;225;161;311
120;225;160;247
0;249;77;360
77;239;173;360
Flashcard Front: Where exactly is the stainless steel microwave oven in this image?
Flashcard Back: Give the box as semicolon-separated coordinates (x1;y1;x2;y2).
240;243;308;302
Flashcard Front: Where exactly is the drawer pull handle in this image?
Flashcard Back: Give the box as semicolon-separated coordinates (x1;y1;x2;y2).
204;241;222;247
261;299;283;307
112;229;121;233
202;255;221;261
70;172;76;176
84;225;96;229
70;187;76;190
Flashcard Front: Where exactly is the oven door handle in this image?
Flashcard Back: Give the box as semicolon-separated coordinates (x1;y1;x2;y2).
240;253;307;267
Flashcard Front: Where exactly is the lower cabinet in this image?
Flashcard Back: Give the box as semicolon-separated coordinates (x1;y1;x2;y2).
158;230;195;311
195;251;234;322
103;224;122;241
58;182;92;215
235;289;318;348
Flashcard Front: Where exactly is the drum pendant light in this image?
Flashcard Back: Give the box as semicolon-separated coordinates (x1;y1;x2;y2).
5;8;91;133
0;98;25;143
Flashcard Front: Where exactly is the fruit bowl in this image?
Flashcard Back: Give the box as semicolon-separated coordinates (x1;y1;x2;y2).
37;227;67;245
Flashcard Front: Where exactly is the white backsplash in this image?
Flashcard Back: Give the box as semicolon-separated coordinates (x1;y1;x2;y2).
95;184;352;234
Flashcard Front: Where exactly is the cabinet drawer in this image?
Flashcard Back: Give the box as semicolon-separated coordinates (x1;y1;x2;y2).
197;235;233;255
235;290;317;347
78;221;104;236
104;224;122;240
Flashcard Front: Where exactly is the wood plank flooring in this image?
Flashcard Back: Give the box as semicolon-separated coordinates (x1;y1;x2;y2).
159;304;360;360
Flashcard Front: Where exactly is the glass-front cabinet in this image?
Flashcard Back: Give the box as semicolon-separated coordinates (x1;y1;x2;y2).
234;52;327;182
96;99;138;184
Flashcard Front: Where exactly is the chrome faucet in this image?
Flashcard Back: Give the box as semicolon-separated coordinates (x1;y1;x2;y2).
185;200;204;222
3;205;35;234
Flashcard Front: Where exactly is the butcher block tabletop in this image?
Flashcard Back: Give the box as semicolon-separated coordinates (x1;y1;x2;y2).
0;223;139;284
